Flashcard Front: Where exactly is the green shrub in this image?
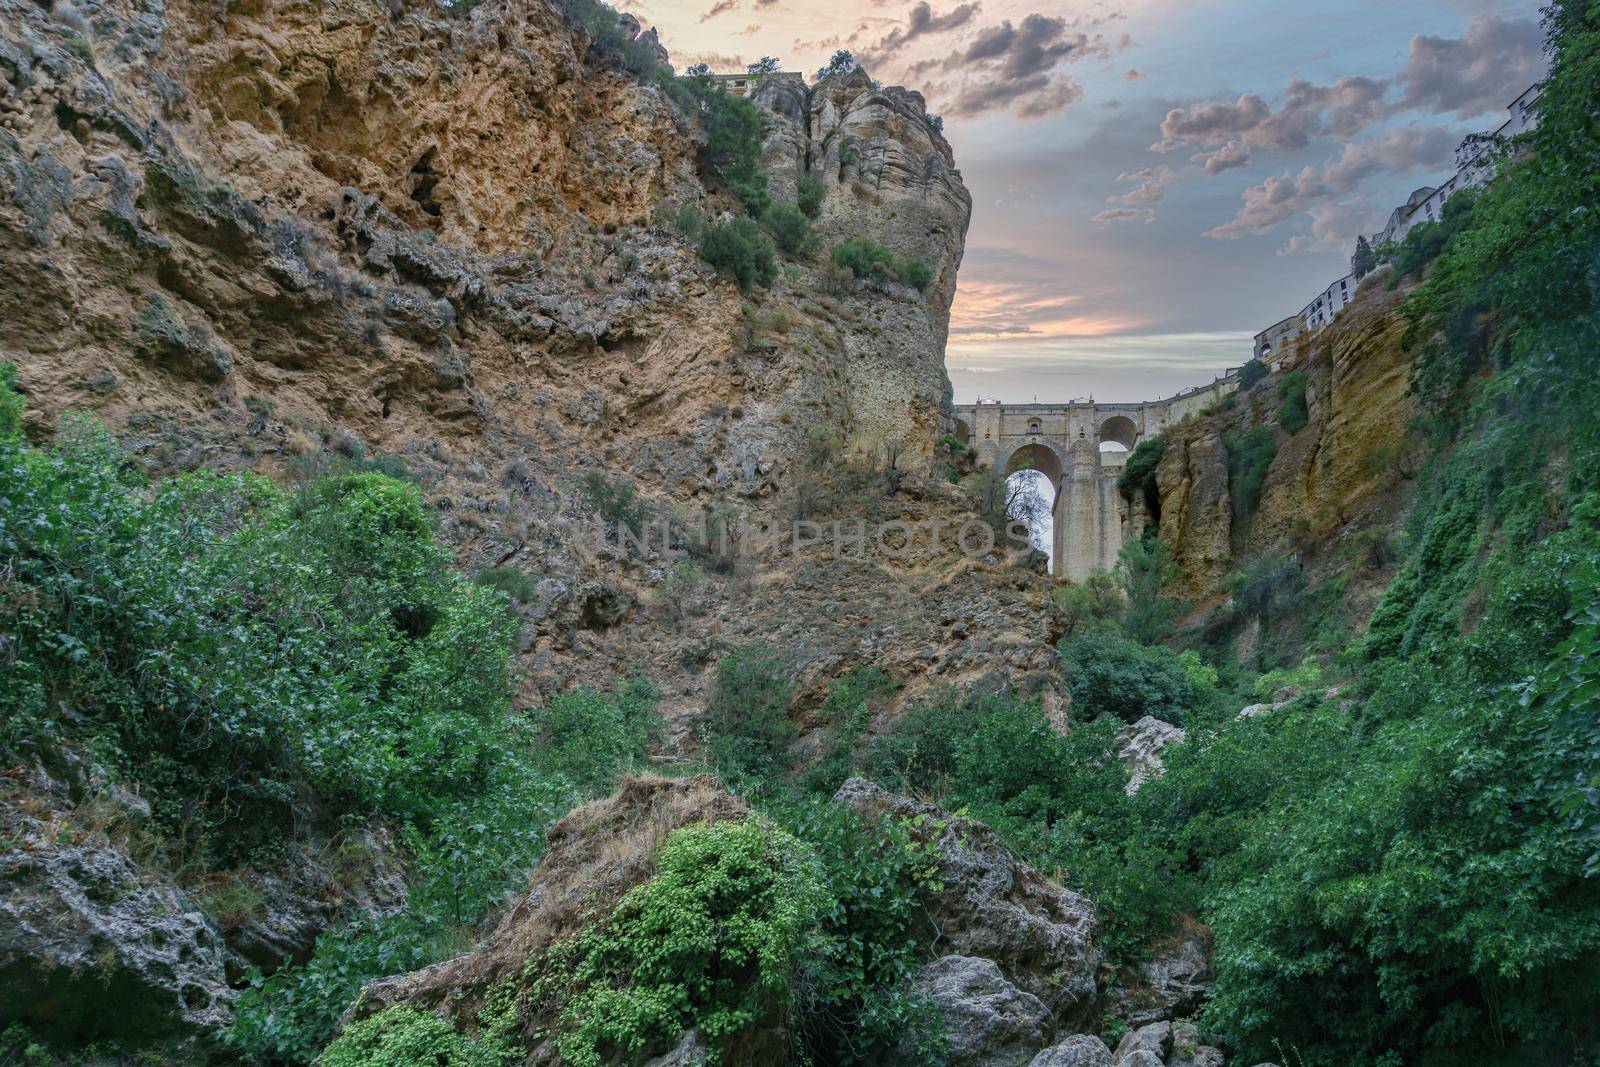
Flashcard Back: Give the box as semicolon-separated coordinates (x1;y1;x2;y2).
1275;371;1309;434
699;218;778;291
831;237;899;283
0;362;21;439
1059;628;1196;725
578;470;651;533
802;668;895;794
670;202;704;237
1223;426;1277;521
1237;358;1268;391
1116;437;1165;516
1116;535;1181;643
729;170;771;217
795;173;825;219
703;643;795;781
898;257;934;293
760;201;812;256
536;816;823;1067
474;564;540;605
320;1003;516;1067
528;682;661;796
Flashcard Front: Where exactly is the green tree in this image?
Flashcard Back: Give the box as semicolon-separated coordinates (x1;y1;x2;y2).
1116;535;1181;642
795;172;825;219
1350;234;1376;279
832;237;898;283
815;49;857;81
760;202;812;256
704;643;795;781
747;56;781;74
699;218;778;291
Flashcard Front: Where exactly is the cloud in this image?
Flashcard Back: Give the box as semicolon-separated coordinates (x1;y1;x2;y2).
1093;207;1157;224
1152;75;1389;154
938;13;1098;119
1108;165;1175;205
860;1;980;62
1152;15;1543;158
753;0;780;7
1204;125;1456;239
1191;139;1251;175
1123;68;1144;81
1395;14;1545;118
699;0;737;22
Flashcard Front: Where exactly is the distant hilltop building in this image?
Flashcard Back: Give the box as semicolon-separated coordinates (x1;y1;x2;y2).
698;70;804;97
1253;82;1541;367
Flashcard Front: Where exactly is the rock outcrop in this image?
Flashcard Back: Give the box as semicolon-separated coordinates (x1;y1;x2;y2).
920;954;1056;1067
1155;276;1420;606
834;778;1103;1030
1115;716;1186;795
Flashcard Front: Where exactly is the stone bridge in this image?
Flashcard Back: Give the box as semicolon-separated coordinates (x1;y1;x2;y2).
952;371;1239;580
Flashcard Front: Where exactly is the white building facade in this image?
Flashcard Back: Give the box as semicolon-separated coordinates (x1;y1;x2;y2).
1253;82;1541;367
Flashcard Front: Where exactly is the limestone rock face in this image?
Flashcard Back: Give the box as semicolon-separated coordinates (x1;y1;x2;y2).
1155;279;1419;606
749;68;972;456
1030;1034;1116;1067
834;778;1103;1030
919;955;1056;1067
1115;716;1186;795
0;844;233;1047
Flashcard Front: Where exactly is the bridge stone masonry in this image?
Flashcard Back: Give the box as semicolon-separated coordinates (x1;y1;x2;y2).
952;370;1240;580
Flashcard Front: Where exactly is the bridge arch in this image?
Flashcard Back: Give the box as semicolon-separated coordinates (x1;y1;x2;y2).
1098;414;1139;452
1000;441;1065;487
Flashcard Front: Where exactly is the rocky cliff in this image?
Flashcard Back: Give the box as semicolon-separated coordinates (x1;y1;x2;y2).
1153;274;1421;613
0;0;1049;729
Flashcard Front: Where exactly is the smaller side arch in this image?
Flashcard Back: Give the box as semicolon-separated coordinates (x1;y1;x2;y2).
1098;414;1139;452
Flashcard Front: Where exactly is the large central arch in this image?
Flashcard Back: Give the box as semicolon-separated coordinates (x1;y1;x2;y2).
1002;441;1065;487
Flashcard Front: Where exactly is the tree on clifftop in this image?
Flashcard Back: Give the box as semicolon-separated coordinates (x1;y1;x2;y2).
1351;234;1376;279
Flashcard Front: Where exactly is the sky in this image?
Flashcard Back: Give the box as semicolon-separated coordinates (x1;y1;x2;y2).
617;0;1549;402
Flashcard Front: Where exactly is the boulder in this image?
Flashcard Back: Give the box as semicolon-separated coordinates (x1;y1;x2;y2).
1115;716;1186;794
834;778;1103;1029
1168;1022;1226;1067
0;844;233;1047
1114;920;1215;1026
1030;1033;1115;1067
919;955;1054;1067
1113;1021;1171;1063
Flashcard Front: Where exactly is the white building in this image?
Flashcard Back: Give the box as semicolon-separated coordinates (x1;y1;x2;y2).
1301;272;1357;332
1253;314;1303;367
1373;83;1542;248
1252;82;1542;364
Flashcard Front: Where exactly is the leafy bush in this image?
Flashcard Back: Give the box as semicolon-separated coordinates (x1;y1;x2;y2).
1059;627;1196;725
1116;436;1165;517
729;170;771;217
578;469;651;533
1116;535;1181;643
703;643;795;781
832;236;899;283
0;362;21;439
535;817;823;1067
670;202;703;237
781;802;948;1065
1275;371;1309;434
760;201;812;256
795;172;825;219
0;428;518;862
1237;358;1268;391
320;1001;517;1067
1223;426;1277;521
802;668;895;794
699;218;778;291
474;564;539;605
898;257;934;293
1051;573;1125;639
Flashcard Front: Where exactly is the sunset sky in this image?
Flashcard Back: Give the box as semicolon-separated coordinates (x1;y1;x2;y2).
618;0;1548;401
